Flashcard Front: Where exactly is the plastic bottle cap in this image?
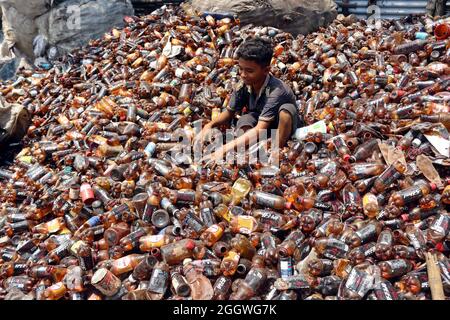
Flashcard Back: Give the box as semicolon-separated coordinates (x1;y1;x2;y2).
185;240;196;250
435;242;446;252
429;183;437;191
400;214;409;222
343;154;351;162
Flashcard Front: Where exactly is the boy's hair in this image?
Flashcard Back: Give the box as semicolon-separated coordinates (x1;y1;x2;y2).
236;37;273;67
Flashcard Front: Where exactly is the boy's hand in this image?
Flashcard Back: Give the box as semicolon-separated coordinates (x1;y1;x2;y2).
200;148;225;168
192;122;213;148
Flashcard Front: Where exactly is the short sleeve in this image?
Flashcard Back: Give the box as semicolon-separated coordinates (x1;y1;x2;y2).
258;87;286;122
226;86;249;113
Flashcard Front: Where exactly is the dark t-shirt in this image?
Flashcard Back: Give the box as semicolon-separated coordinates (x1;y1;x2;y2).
226;74;297;123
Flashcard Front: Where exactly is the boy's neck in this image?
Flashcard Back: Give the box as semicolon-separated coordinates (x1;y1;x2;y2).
251;74;269;96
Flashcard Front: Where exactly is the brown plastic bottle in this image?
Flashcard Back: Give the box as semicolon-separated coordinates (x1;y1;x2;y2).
213;276;232;300
378;259;414;279
230;267;267;300
110;254;146;276
375;228;394;261
307;258;334;277
221;249;240;276
160;239;196;265
200;222;227;247
44;282;67;300
250;190;292;211
421;113;450;131
389;182;436;207
372;161;406;194
148;261;170;295
277;230;305;258
349;139;379;163
183;263;214;300
230;234;256;260
104;222;130;247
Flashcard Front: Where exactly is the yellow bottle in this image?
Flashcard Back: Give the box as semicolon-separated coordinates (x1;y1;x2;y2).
139;234;175;252
214;204;234;222
362;193;379;219
221;249;240;276
200;222;227;247
230;215;258;235
230;178;252;206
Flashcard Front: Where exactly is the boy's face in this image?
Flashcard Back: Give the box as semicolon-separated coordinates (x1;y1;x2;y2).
238;58;270;87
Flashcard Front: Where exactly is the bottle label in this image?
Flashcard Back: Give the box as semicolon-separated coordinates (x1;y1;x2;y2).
214;276;230;293
345;267;374;298
274;275;310;290
70;240;84;255
407;231;423;250
317;187;334;200
226;250;240;263
259;210;284;227
378;232;393;246
379;165;400;186
374;280;398;300
385;259;409;273
254;193;278;208
287;231;305;247
245;268;265;291
399;186;424;204
185;212;205;233
171;273;185;292
323;239;349;260
93;226;105;237
149;269;169;294
143;235;166;248
176;191;196;203
114;256;131;270
200;208;216;227
86;216;101;227
205;224;220;235
355;223;378;243
430;214;449;235
79;254;94;271
363;243;376;257
438;261;450;285
279;257;293;279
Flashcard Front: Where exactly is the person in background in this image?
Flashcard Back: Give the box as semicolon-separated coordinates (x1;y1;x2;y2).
193;37;303;164
427;0;447;17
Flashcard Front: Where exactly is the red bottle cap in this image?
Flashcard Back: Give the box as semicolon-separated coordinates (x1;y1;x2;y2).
343;154;351;162
429;183;437;191
185;240;196;250
285;202;292;209
435;242;444;252
435;23;450;40
400;214;409;222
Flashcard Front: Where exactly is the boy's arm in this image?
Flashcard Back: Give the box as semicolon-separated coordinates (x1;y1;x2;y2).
204;120;271;162
210;109;234;128
193;109;234;145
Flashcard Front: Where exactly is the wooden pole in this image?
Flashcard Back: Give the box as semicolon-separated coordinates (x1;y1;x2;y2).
425;252;445;300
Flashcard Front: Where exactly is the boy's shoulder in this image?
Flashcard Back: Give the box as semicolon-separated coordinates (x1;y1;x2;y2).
267;75;295;97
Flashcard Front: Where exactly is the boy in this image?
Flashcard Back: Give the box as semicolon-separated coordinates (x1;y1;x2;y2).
194;37;301;164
